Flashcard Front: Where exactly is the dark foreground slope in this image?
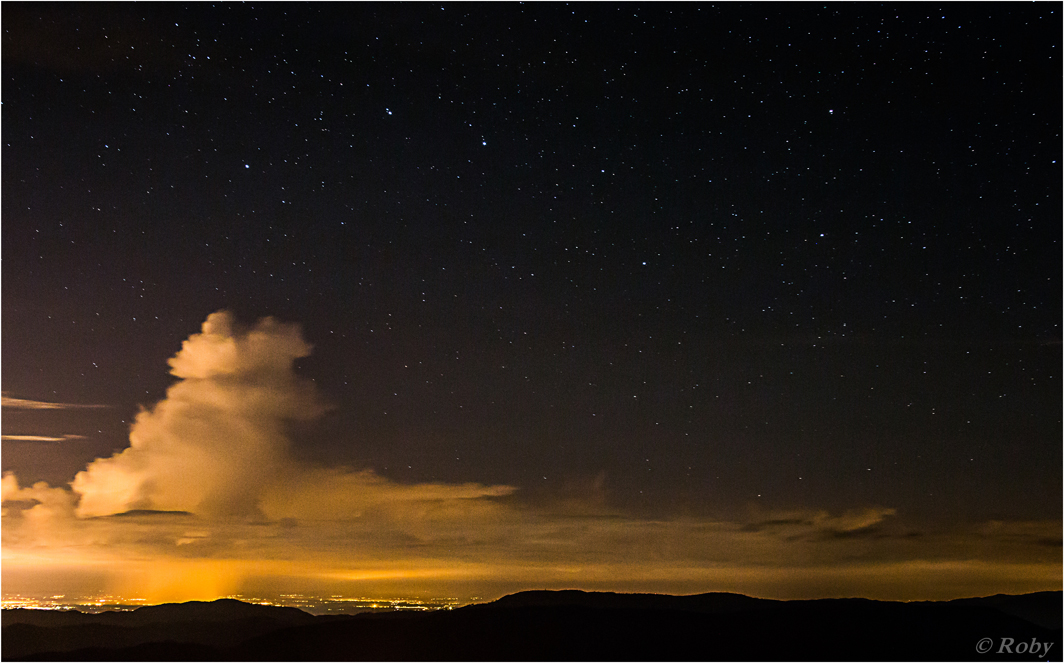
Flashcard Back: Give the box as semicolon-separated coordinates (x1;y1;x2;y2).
3;591;1060;661
1;599;315;660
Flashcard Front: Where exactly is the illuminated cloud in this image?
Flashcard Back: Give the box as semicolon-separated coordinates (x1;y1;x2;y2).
261;467;515;520
1;395;109;410
1;434;88;442
2;312;1059;604
71;311;329;518
743;506;898;535
1;472;20;502
68;310;515;524
1;472;80;546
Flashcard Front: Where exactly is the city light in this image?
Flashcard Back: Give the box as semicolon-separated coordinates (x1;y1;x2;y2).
2;593;464;615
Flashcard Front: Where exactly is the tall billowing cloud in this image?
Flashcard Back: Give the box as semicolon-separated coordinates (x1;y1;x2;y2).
68;310;515;526
72;311;328;518
3;311;1059;603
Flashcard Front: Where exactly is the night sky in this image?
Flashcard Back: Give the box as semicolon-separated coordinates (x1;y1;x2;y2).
2;3;1060;603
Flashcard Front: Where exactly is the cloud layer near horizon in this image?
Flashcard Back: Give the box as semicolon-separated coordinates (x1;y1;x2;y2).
2;311;1060;603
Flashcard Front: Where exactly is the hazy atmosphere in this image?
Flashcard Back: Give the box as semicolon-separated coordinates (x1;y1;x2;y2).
2;4;1060;605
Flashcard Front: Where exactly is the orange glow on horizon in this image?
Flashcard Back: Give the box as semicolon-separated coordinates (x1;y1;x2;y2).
7;547;1058;605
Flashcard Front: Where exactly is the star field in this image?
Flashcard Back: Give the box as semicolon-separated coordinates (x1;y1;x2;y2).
2;3;1060;592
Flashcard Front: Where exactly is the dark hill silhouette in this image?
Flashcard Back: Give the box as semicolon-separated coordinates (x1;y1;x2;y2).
4;591;1061;661
944;591;1062;630
123;598;316;625
231;597;1062;661
487;588;778;613
2;599;317;660
3;597;315;628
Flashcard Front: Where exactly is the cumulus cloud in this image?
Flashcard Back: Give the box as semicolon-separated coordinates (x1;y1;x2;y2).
2;311;1059;603
65;310;514;523
1;472;21;502
70;311;329;518
1;471;80;543
3;311;522;600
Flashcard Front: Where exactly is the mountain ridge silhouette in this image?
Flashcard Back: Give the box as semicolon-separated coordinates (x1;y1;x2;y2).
4;590;1060;661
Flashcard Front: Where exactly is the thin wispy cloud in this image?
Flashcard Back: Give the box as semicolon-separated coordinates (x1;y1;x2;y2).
1;434;88;442
2;395;109;410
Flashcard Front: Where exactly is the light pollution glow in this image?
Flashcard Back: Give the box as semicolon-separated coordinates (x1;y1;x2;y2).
2;311;1060;604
